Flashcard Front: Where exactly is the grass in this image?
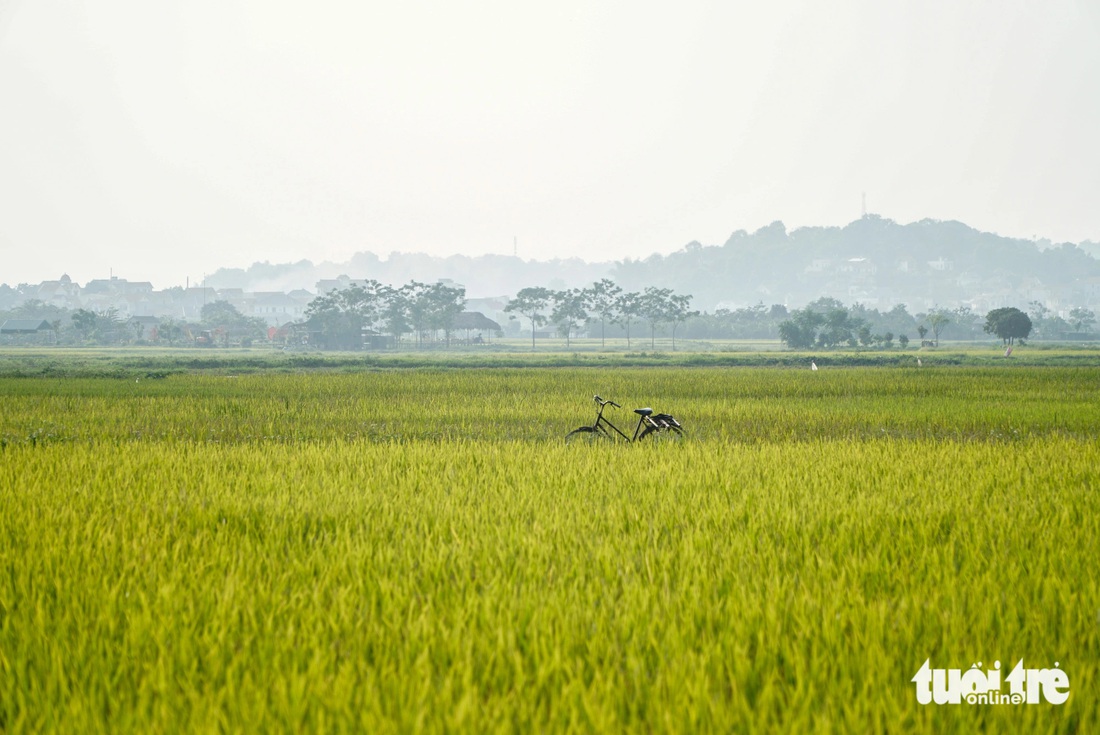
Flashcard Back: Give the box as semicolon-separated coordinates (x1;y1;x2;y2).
1;357;1098;732
0;342;1098;378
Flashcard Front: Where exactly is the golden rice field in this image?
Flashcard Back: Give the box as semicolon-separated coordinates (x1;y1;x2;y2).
1;364;1098;733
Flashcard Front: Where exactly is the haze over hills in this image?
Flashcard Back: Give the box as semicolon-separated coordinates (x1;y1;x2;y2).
615;216;1100;314
195;216;1100;314
200;251;615;301
4;217;1098;319
6;2;1100;306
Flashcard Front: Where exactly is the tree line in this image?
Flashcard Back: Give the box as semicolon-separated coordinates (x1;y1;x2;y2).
0;299;272;346
303;278;702;350
504;280;697;349
3;283;1095;350
303;280;466;349
770;301;1089;350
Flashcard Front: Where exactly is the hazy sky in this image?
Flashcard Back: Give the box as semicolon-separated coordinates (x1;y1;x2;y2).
2;0;1098;288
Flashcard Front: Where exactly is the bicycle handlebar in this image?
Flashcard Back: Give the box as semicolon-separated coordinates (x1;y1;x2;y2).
593;395;621;408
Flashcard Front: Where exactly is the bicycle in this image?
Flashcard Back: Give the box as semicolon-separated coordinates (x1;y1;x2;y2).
564;395;684;443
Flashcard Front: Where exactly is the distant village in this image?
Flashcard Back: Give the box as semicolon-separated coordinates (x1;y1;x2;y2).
0;274;511;346
6;214;1100;347
4;273;309;326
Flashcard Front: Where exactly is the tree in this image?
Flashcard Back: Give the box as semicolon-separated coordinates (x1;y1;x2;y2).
400;282;436;348
379;285;411;345
77;307;125;345
201;301;267;345
611;291;643;349
305;287;374;349
634;287;697;350
817;307;860;348
639;286;673;349
549;288;588;347
201;300;242;327
983;307;1033;346
12;298;69;322
926;308;952;346
305;284;379;349
398;281;465;347
504;287;552;349
1028;300;1051;338
305;279;463;349
72;309;97;342
858;325;873;347
584;279;621;348
343;280;386;328
157;318;185;345
665;292;697;351
778;308;825;349
952;305;982;340
1069;307;1096;333
422;281;466;346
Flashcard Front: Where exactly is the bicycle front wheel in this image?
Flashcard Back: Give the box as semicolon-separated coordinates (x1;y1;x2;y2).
565;427;610;444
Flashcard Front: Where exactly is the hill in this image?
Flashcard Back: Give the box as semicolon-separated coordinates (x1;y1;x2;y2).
612;216;1100;312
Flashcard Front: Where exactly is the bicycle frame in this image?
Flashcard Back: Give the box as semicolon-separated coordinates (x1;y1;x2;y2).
567;395;683;443
588;398;635;441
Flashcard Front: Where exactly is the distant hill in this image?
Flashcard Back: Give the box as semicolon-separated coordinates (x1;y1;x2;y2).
187;216;1100;313
611;216;1100;313
203;251;614;298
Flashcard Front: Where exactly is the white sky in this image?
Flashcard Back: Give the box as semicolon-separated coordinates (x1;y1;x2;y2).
2;0;1098;288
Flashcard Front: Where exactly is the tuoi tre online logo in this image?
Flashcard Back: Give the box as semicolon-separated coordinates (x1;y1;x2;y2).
912;659;1069;705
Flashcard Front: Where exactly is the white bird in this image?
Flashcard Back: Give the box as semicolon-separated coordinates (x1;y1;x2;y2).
811;361;818;371
917;358;922;367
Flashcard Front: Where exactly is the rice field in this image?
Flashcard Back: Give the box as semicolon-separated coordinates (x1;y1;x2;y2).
1;364;1098;732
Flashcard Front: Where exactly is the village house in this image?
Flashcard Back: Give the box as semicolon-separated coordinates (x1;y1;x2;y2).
0;318;54;344
246;291;310;327
33;274;82;310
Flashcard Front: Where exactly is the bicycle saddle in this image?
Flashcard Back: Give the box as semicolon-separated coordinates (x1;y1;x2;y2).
634;408;653;416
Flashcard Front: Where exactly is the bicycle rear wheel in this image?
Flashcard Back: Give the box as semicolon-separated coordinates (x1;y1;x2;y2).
637;425;684;444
